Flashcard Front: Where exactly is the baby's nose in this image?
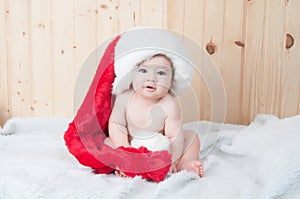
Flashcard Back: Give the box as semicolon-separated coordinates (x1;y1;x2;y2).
147;72;157;82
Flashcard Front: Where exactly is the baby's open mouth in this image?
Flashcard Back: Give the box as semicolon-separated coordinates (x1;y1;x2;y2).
145;85;156;90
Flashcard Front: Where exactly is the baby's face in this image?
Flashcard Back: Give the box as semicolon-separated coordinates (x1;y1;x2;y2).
133;55;173;100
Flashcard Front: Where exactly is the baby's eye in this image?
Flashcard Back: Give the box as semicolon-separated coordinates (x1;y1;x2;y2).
138;68;147;73
157;71;166;75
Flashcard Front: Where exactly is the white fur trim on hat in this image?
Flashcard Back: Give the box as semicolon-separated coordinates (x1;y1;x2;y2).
113;28;194;96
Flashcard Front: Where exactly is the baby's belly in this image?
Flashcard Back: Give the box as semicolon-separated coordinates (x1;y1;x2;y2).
126;104;166;133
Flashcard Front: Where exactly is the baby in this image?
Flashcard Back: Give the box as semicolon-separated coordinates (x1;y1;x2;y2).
105;54;204;177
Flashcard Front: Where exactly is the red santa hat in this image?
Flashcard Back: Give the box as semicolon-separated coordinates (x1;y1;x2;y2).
112;27;194;96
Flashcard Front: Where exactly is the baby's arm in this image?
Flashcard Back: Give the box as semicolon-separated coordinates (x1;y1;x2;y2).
164;98;184;165
108;93;130;147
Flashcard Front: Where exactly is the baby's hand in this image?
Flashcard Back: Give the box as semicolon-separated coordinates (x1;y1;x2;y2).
169;163;177;173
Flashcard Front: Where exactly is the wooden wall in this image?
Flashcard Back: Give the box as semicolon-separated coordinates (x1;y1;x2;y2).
0;0;299;125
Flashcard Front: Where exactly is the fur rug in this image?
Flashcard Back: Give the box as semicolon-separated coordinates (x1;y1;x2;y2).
1;114;300;199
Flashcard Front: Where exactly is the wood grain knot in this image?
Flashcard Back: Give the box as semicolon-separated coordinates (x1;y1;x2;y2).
286;33;294;49
206;41;217;55
38;24;45;29
100;4;107;9
234;41;245;47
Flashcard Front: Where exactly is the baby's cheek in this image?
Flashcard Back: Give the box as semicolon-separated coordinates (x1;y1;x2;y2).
160;83;171;90
133;77;144;89
158;78;172;88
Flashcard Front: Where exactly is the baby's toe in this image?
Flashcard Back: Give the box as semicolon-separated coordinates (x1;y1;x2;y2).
199;166;204;177
115;168;127;177
193;161;204;177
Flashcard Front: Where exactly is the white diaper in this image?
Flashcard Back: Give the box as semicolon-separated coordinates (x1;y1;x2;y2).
131;131;170;152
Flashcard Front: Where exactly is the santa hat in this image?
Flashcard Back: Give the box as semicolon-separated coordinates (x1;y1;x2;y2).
112;27;194;96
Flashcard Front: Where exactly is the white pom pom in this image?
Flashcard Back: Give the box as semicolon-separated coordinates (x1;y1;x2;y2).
1;121;16;135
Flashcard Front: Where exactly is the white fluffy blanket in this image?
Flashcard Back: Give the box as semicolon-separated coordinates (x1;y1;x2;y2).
0;114;300;199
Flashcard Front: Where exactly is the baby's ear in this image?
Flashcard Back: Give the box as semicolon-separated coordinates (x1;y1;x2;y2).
168;89;176;97
168;80;176;96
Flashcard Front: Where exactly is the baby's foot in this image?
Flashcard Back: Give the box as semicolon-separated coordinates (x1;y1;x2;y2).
178;160;204;177
114;167;127;178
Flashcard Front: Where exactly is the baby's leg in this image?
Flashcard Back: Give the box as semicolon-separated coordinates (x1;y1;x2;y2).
104;138;128;177
103;137;116;148
176;130;204;177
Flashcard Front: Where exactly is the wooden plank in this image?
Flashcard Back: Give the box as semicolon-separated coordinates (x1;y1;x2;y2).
52;0;75;117
242;0;267;124
96;0;119;44
165;0;185;32
140;0;164;27
280;0;300;117
75;0;98;75
0;0;9;125
202;0;225;63
258;0;285;117
118;0;140;32
286;0;300;37
222;0;245;124
181;0;204;122
280;36;300;117
200;0;225;122
298;85;300;114
183;0;204;44
30;0;53;116
6;0;31;117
